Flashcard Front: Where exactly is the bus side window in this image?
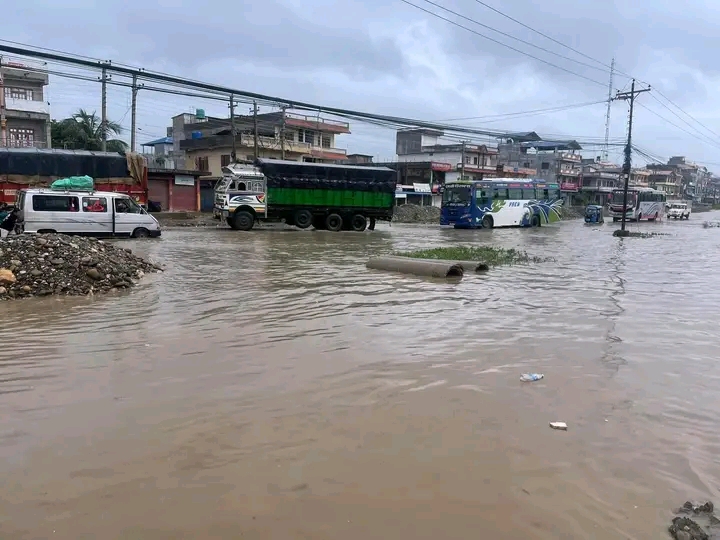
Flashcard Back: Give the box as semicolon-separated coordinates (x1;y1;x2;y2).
540;189;549;200
493;188;507;199
478;189;488;199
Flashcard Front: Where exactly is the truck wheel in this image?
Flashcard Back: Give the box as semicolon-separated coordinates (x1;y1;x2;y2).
294;209;313;229
233;210;254;231
350;214;367;232
481;215;494;229
368;217;376;231
326;213;343;232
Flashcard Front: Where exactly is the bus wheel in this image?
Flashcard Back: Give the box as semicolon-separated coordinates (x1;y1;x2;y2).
294;209;313;229
481;215;494;229
531;214;541;227
326;213;343;232
233;210;255;231
368;217;376;231
350;214;367;232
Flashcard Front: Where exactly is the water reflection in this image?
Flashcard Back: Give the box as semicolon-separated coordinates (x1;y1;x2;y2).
1;215;720;538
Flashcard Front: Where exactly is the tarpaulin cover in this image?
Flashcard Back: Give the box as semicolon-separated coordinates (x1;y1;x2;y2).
50;175;95;191
256;160;396;194
0;148;129;178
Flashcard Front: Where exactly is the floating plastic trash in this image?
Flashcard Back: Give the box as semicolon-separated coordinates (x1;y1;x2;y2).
549;422;567;431
520;373;544;382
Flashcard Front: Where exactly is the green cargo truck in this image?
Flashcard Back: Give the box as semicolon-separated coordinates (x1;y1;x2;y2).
219;159;397;232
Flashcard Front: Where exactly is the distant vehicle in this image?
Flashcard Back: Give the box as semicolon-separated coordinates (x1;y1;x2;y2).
440;178;563;229
15;188;161;238
666;201;691;220
608;187;666;222
584;204;604;224
217;159;396;231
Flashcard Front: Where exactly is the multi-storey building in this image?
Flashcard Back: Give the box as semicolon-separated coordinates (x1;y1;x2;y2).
151;109;351;177
0;61;51;148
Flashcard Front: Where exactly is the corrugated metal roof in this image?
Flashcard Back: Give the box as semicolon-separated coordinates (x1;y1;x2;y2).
142;136;173;146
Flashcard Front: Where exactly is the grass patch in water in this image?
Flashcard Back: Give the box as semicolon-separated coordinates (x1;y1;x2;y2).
393;246;553;266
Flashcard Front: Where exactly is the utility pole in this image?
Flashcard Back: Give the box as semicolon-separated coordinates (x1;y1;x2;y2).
280;106;287;160
614;79;651;235
0;55;6;147
100;63;109;152
460;140;466;180
130;74;138;152
253;101;259;160
229;94;237;163
602;58;615;162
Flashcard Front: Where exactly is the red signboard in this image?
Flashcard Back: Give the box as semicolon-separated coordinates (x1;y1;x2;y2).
560;182;579;192
431;162;452;172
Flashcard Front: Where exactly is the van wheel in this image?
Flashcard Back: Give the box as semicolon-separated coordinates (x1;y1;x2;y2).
233;210;255;231
132;227;150;238
294;209;313;229
350;214;367;232
326;213;343;232
481;215;494;229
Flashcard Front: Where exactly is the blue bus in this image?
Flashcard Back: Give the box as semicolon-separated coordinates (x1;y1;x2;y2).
440;178;563;229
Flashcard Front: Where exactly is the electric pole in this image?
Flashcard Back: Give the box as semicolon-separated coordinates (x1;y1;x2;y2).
253;101;259;160
130;74;138;152
614;79;651;235
280;106;286;160
460;140;466;180
0;55;6;147
100;62;109;152
602;58;615;162
229;94;237;163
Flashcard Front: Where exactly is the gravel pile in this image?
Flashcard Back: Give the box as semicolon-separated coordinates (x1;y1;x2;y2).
0;234;162;300
393;204;441;224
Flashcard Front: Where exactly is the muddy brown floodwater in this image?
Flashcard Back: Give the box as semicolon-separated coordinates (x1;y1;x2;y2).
2;215;720;539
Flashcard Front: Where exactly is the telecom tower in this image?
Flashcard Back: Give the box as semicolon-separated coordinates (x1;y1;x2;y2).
602;58;615;162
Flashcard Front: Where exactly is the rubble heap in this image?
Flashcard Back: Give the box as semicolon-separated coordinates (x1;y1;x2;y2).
0;234;162;300
669;501;720;540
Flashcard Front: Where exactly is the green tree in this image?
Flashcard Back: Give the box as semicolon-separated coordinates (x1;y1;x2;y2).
51;109;128;152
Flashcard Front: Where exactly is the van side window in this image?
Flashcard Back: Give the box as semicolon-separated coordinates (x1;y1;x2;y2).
82;197;108;212
32;195;79;212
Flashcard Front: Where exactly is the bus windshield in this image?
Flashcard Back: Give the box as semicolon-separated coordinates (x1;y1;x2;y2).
443;185;472;205
611;190;636;205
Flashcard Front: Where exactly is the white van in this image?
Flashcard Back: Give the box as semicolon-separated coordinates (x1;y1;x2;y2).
15;189;161;238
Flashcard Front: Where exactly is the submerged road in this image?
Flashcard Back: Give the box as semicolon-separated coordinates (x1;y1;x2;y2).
1;216;719;539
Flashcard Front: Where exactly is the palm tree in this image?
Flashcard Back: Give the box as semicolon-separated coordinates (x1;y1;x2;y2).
51;109;128;152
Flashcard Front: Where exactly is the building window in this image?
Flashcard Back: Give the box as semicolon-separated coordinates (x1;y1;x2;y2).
221;154;231;167
298;130;316;145
4;87;33;100
541;162;550;170
321;135;331;148
473;156;478;165
284;131;294;141
196;156;209;171
8;127;34;147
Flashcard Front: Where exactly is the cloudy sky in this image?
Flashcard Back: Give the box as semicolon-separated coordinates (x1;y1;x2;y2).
4;0;720;169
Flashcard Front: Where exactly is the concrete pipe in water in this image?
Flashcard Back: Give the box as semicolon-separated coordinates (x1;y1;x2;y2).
366;256;464;278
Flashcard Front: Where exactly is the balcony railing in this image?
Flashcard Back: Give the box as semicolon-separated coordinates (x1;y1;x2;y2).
0;138;48;148
4;98;50;115
143;154;177;170
284;112;350;131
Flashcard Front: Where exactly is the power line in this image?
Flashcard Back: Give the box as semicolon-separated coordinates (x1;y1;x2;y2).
436;100;607;122
651;91;720;140
397;0;607;87
413;0;614;75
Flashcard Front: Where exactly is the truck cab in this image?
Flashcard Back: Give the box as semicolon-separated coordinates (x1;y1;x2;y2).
213;163;266;223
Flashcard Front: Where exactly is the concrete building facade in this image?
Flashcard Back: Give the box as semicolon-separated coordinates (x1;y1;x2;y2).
1;61;51;148
150;110;351;177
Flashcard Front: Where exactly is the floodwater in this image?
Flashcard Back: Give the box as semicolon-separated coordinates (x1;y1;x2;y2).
1;214;720;539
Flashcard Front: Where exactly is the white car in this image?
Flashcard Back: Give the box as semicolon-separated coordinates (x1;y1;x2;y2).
667;202;690;220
